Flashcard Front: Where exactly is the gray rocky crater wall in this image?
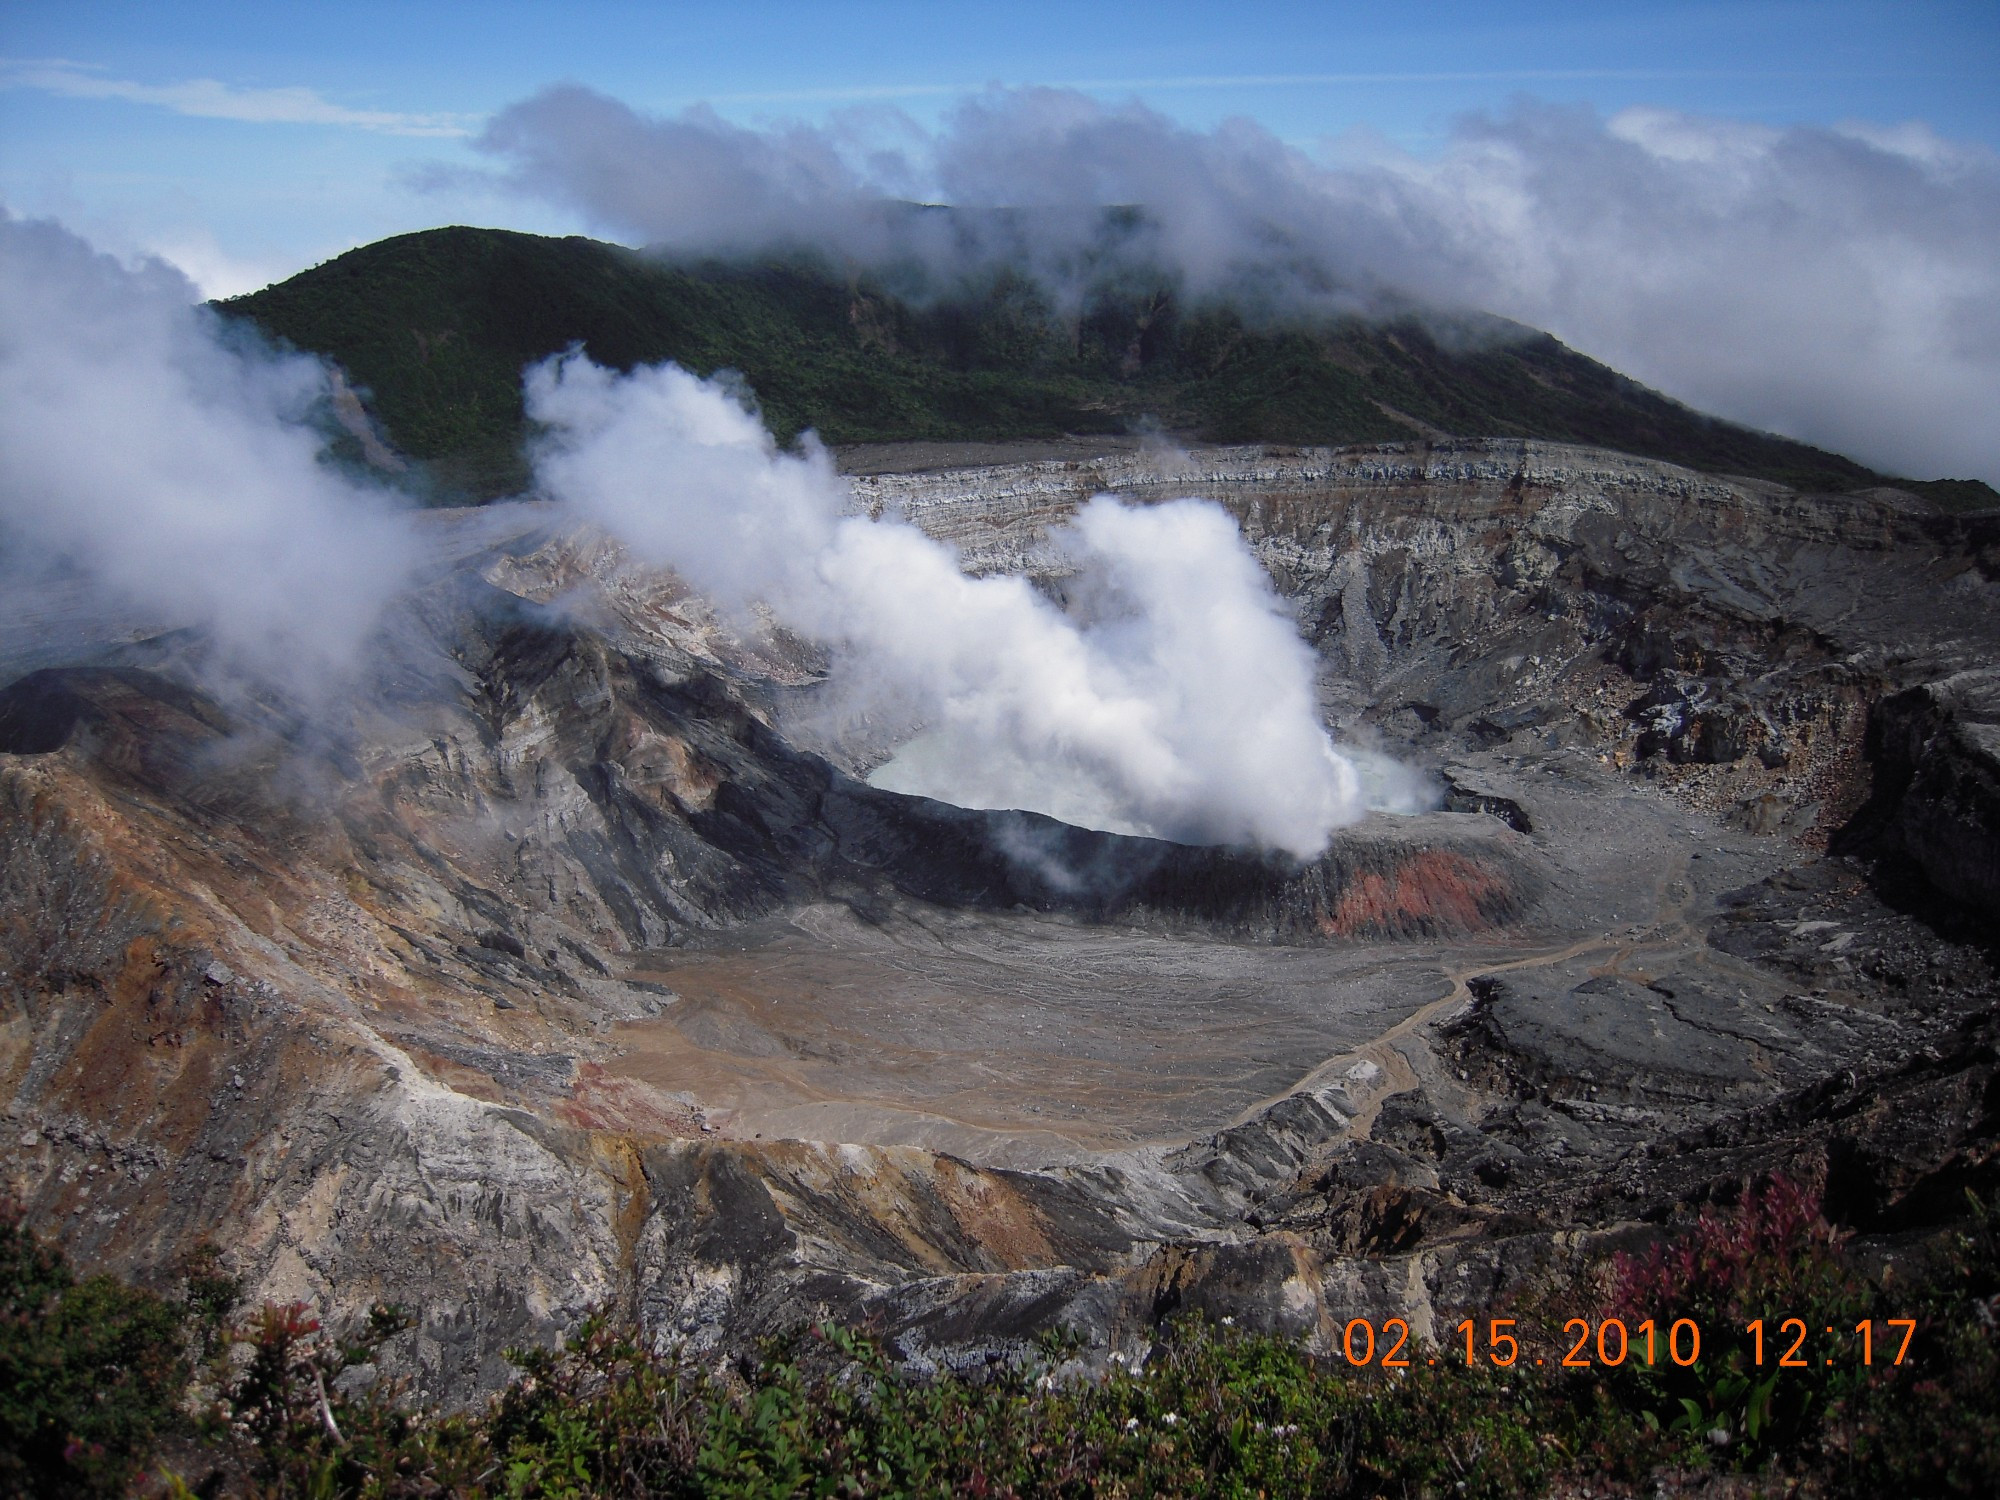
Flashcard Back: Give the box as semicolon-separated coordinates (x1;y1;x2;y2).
4;439;1997;1397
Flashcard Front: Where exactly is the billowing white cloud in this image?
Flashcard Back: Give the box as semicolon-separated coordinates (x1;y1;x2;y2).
527;352;1363;855
526;356;839;607
1378;102;2000;488
474;87;894;260
0;213;414;693
474;85;2000;484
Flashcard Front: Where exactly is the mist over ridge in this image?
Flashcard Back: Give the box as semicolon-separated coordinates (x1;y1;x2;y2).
6;73;1994;855
224;222;1927;510
460;83;2000;487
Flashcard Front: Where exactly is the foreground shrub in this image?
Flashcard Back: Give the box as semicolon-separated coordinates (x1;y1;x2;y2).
6;1181;1999;1495
0;1213;190;1498
1821;1187;2000;1495
1601;1173;1873;1459
1588;1175;2000;1493
496;1315;1554;1499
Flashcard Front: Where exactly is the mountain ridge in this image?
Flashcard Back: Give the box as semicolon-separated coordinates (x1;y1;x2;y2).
218;225;1989;508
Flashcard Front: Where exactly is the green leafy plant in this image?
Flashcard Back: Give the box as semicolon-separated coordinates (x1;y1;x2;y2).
1818;1186;2000;1495
0;1209;191;1498
7;1181;1999;1496
1602;1174;1873;1462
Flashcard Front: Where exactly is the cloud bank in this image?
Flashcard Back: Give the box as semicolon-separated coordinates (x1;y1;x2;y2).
0;213;413;694
473;85;2000;484
527;354;1362;855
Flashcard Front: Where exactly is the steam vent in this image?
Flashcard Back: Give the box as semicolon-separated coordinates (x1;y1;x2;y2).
5;432;1996;1401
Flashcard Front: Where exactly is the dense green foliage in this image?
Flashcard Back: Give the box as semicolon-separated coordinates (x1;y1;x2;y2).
0;1217;194;1497
217;225;1933;505
5;1180;1998;1496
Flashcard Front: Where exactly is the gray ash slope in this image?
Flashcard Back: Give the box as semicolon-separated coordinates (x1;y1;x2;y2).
2;438;1997;1392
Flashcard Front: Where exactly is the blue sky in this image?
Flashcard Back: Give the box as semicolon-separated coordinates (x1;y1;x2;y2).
3;1;1996;294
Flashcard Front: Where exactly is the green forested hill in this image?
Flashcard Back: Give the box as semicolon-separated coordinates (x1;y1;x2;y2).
221;225;1962;505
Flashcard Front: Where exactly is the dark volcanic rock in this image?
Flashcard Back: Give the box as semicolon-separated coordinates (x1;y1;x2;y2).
1462;970;1770;1098
1839;668;2000;921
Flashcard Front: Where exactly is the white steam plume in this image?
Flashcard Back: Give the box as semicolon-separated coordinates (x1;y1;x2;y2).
0;213;412;693
527;353;1362;857
472;86;2000;486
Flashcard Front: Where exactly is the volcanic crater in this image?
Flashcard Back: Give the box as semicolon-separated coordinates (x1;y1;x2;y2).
4;438;1997;1391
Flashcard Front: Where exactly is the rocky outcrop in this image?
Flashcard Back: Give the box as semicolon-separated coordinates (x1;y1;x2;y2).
1838;669;2000;920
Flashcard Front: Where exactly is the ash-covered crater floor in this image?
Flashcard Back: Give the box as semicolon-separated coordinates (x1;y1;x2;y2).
591;741;1767;1164
4;439;1997;1395
610;905;1456;1163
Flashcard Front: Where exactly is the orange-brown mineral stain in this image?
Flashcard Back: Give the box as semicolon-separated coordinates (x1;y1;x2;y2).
1321;852;1510;938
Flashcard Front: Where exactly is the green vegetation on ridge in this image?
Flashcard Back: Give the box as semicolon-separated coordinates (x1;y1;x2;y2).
217;225;1971;507
7;1181;1999;1496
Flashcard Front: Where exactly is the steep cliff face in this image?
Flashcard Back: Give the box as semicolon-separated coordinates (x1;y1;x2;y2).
1837;669;2000;920
855;440;1998;865
4;440;1996;1394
